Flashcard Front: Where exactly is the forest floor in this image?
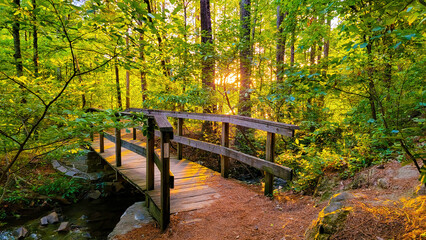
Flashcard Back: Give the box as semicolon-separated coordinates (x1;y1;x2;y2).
115;159;425;240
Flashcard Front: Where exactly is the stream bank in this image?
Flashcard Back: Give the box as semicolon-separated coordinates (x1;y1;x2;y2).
0;150;145;239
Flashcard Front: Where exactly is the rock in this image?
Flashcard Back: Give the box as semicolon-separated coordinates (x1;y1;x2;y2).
57;222;71;232
46;212;59;224
395;165;419;180
377;178;389;189
305;192;353;240
87;190;102;200
113;182;125;192
40;216;48;226
107;202;154;240
417;184;426;195
15;227;29;239
350;173;369;189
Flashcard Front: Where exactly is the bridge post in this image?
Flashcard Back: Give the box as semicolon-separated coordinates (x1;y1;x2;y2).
132;127;137;140
264;132;275;196
160;130;171;231
146;117;155;191
99;131;104;153
115;127;122;167
221;122;230;178
177;118;183;160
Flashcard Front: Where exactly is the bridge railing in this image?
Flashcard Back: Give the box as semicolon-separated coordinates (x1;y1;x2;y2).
124;108;298;196
86;108;299;231
86;108;174;231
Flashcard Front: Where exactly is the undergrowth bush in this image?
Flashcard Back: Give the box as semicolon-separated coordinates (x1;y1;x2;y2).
34;174;87;203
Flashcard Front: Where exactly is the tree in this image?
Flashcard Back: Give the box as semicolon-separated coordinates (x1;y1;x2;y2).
239;0;251;117
200;0;215;132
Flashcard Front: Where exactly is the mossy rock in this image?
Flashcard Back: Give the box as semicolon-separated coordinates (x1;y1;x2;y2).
305;192;353;240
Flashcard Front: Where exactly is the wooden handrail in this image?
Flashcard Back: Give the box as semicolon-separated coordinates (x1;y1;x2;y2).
125;108;299;137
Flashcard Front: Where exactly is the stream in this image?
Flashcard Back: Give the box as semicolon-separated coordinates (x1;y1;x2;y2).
0;151;144;240
0;188;144;240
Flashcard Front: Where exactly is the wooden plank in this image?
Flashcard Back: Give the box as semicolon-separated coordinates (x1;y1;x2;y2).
154;115;174;134
177;118;183;160
172;135;292;180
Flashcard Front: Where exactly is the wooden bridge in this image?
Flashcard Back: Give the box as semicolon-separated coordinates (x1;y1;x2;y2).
87;108;299;231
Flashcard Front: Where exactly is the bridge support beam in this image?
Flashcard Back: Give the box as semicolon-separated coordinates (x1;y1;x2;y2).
132;127;137;140
115;128;121;167
177;118;183;160
146;117;155;191
264;132;275;196
99;131;104;153
221;122;230;178
160;131;171;231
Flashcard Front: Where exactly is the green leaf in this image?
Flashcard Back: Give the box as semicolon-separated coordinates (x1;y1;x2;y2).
148;13;155;19
360;42;368;48
372;26;384;32
392;42;401;49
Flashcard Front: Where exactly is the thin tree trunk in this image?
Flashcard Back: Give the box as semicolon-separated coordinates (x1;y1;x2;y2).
276;5;286;83
115;61;123;109
75;58;86;108
290;30;295;66
125;34;130;109
32;0;38;76
12;0;23;77
139;33;146;105
322;18;330;76
366;36;377;120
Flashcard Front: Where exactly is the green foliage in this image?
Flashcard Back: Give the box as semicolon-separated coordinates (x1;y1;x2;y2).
34;174;87;203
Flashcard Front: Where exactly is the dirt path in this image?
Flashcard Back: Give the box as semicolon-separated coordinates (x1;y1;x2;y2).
117;175;324;240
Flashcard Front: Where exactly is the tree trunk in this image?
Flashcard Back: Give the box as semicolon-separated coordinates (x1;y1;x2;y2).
139;33;147;105
276;6;286;83
200;0;215;133
32;0;38;77
115;61;123;109
239;0;251;117
366;36;377;120
200;0;215;101
75;58;86;108
12;0;23;77
290;30;295;66
125;34;130;109
322;18;330;76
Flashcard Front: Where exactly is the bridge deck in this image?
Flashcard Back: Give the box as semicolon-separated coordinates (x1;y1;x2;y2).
91;133;221;213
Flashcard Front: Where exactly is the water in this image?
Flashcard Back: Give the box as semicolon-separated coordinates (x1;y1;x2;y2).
0;189;144;240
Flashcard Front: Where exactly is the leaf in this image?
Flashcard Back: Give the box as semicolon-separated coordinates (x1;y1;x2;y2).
406;7;413;12
360;42;368;48
148;13;155;19
392;42;402;49
404;34;416;40
372;26;384;32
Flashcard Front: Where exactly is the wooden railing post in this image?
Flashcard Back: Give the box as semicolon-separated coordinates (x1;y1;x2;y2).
99;131;104;153
132;127;137;140
146;117;155;191
160;130;171;231
115;127;122;167
177;118;183;160
221;122;230;178
264;132;275;196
